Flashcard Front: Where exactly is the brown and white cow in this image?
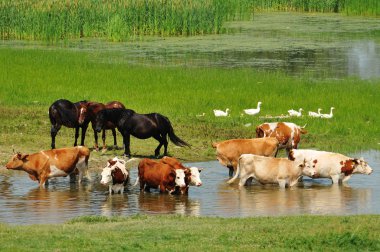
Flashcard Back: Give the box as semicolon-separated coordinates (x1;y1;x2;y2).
161;156;202;194
227;154;315;188
212;137;279;177
100;157;137;194
256;122;307;155
133;158;187;194
289;149;373;184
5;146;91;187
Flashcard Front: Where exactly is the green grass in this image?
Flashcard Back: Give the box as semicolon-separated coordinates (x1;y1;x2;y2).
0;47;379;166
0;215;379;251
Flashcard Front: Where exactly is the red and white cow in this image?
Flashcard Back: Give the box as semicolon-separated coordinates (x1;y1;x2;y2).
227;154;315;188
161;156;202;194
289;149;373;184
256;122;307;155
5;146;91;187
133;158;187;194
100;157;137;194
212;137;279;177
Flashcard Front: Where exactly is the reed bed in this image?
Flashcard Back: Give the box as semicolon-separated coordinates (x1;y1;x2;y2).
0;0;253;42
253;0;379;16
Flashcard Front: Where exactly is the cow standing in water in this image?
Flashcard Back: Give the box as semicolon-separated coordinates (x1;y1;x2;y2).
49;99;89;149
5;146;91;187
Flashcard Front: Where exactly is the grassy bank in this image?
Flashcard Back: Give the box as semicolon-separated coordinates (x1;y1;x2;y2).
0;47;379;166
0;215;379;250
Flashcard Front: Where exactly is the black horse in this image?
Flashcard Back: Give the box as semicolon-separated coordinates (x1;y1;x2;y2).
94;108;190;157
49;99;90;149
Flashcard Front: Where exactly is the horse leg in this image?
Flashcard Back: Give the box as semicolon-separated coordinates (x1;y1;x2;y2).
123;133;131;158
80;124;88;146
50;124;61;149
102;129;106;151
111;128;118;149
153;135;164;157
74;127;79;146
162;134;169;156
93;129;99;151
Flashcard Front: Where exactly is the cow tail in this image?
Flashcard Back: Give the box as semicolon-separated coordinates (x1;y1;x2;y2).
160;115;191;147
132;177;139;187
227;157;241;184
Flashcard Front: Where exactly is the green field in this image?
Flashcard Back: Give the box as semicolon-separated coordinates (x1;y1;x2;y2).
0;215;379;251
0;46;379;167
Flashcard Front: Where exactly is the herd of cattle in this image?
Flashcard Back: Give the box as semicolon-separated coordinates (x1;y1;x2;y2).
4;100;374;194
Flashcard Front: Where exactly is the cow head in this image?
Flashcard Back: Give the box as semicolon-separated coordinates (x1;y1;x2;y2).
353;158;373;175
174;169;187;188
189;167;203;187
5;153;29;170
100;167;113;185
300;159;317;178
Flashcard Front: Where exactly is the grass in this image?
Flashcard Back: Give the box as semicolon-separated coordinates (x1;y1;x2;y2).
0;215;379;251
0;47;379;167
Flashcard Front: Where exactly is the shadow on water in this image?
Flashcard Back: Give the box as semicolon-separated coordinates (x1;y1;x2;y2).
0;150;378;224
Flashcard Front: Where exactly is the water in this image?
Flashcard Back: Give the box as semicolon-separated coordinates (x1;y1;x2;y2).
1;13;379;79
0;150;378;225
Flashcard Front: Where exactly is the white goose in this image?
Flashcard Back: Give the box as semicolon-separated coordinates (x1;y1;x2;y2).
213;108;230;117
243;102;262;116
288;108;303;117
320;107;335;119
308;108;322;118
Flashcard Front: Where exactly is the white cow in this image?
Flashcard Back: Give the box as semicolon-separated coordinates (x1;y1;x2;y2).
100;157;137;194
227;154;315;188
289;149;373;184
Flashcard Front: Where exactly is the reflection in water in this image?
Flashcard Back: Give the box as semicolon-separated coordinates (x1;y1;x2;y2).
347;41;380;79
0;150;378;224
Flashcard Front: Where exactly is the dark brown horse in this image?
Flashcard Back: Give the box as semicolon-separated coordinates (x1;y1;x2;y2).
78;101;125;151
94;108;190;157
49;99;89;149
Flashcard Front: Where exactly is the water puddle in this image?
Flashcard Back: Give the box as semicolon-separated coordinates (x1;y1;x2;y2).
0;150;378;224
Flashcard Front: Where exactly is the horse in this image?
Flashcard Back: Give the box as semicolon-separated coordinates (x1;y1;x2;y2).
78;101;125;151
94;108;190;157
48;99;89;149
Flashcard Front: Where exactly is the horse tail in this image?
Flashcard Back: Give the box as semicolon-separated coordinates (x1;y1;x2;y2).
159;115;191;148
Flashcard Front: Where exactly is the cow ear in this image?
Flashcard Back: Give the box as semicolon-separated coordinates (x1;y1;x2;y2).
21;154;29;160
198;168;203;173
352;159;359;164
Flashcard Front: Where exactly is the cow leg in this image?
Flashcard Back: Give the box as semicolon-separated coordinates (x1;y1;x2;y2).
228;166;234;177
278;179;287;188
331;175;341;185
69;173;76;183
50;124;61;149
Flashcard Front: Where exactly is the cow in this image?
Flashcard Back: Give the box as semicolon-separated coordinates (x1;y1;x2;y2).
161;156;203;194
212;137;279;177
5;146;91;187
227;154;315;188
288;149;373;184
100;157;137;194
133;158;187;194
255;122;307;155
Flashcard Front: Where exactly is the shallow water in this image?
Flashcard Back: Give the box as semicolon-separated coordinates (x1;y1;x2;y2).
0;150;378;225
1;13;379;79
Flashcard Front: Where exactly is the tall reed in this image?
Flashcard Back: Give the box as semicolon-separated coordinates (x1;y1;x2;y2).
0;0;254;42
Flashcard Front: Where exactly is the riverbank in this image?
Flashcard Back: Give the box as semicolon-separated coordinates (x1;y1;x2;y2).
0;215;379;250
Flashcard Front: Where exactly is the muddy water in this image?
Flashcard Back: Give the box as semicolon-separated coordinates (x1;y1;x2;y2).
0;150;378;225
